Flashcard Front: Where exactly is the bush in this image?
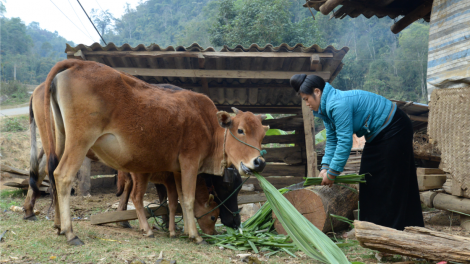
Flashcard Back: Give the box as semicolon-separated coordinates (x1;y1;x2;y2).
1;117;28;132
0;80;28;99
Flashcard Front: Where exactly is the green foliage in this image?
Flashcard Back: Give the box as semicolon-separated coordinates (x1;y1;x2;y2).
1;116;28;132
209;0;323;48
0;80;28;99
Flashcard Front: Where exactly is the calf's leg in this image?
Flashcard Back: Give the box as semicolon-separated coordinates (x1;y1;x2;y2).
130;173;154;237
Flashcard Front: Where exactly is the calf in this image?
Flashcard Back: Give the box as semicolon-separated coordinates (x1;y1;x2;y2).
116;171;219;237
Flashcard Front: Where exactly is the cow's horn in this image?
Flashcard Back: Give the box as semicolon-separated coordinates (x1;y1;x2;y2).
231;107;241;114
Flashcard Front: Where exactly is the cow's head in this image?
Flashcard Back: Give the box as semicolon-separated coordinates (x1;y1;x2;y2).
195;194;219;235
217;108;269;176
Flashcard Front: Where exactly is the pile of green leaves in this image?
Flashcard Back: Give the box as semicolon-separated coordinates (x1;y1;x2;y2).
207;174;366;262
254;172;349;263
203;227;298;257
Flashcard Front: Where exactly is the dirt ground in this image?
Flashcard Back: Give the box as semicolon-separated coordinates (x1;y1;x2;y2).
1;117;469;263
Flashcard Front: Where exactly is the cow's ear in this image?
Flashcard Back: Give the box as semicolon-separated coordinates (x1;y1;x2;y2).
258;114;267;121
217;111;232;128
205;194;215;208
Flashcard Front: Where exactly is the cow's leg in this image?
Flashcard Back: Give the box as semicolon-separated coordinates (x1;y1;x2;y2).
53;148;89;245
116;172;133;229
179;162;203;243
164;179;178;238
173;172;189;235
53;128;67;232
23;153;47;220
130;173;154;237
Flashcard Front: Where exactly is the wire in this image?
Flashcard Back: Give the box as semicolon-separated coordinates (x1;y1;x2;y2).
76;0;107;45
67;0;94;41
48;0;95;43
94;0;106;14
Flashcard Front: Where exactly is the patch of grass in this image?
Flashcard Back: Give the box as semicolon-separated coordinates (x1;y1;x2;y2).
0;189;26;199
0;115;29;132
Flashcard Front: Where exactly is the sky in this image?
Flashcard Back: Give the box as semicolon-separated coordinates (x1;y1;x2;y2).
4;0;141;45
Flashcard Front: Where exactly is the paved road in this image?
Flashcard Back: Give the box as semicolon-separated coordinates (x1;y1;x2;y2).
0;106;29;117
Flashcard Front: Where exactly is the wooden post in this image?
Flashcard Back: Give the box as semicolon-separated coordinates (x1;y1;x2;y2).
13;64;16;80
301;100;317;178
75;157;91;196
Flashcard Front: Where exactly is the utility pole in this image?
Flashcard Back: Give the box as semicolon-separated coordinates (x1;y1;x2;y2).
14;64;16;81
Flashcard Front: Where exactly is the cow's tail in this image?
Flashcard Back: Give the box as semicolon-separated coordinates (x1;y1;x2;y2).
44;59;81;203
28;95;41;198
116;171;132;197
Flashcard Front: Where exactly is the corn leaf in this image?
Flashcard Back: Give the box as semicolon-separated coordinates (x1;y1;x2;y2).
254;172;350;263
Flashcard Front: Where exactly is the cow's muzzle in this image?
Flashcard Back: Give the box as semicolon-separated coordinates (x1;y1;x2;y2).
253;157;266;172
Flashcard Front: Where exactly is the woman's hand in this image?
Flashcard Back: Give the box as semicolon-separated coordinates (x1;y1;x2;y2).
320;169;335;187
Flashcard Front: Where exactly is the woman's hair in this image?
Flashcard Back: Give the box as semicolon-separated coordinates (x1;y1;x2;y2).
290;74;326;96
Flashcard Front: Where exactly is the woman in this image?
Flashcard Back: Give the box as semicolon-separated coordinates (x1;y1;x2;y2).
290;74;424;230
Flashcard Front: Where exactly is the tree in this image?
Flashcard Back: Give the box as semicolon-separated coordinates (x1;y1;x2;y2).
0;0;6;17
91;9;114;37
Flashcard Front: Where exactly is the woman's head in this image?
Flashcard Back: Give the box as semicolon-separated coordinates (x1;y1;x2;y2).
290;74;325;111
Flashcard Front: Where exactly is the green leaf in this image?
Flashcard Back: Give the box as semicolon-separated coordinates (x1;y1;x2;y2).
248;240;259;253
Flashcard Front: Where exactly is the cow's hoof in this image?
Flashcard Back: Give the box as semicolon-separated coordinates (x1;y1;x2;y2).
23;215;37;221
196;240;207;245
144;234;155;238
59;230;65;235
117;221;132;229
169;234;177;239
53;224;60;230
67;236;84;246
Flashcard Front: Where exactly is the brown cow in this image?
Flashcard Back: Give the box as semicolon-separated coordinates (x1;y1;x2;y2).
40;59;268;245
116;171;218;237
25;83;218;236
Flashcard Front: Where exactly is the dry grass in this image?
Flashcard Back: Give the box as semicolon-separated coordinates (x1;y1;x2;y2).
0;193;427;264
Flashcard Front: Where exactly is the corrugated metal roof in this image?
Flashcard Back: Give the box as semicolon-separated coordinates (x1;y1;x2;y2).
305;0;432;20
305;0;433;33
65;43;349;113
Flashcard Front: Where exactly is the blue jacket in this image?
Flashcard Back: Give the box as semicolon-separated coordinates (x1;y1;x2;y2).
313;83;397;175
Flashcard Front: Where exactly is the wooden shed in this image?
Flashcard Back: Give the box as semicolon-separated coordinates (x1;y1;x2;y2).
65;42;349;189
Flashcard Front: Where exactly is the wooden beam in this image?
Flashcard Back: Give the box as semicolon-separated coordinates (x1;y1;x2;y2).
90;204;183;225
420;191;438;208
73;50;86;60
70;50;334;59
90;161;116;176
320;0;345;15
417;168;444;176
418;174;447;191
262;134;302;144
243;176;304;190
261;163;305;177
301;100;317;178
409;115;428;122
391;3;433;34
75;157;91;196
238;194;267;205
263;116;304;131
433;193;470;215
310;54;322;71
216;105;301;114
264;147;303;165
355;221;470;263
115;67;331;81
414;153;441;162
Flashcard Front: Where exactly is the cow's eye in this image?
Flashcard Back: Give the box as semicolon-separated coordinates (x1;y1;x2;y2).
211;216;216;221
237;129;244;134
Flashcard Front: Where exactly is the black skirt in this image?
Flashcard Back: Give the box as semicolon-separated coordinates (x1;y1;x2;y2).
358;107;424;230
